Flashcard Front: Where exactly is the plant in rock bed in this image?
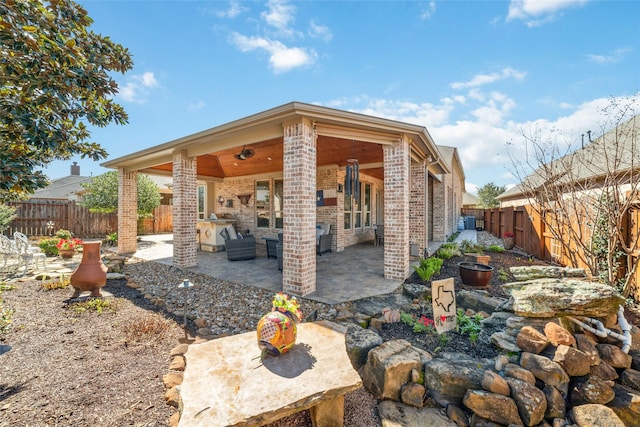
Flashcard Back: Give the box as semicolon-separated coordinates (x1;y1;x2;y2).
456;309;484;344
413;256;443;281
436;242;460;259
459;239;485;254
56;237;82;251
400;312;436;334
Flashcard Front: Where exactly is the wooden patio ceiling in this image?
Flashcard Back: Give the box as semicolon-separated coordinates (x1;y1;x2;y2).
148;136;385;180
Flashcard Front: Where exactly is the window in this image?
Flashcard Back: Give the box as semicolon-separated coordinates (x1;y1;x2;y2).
274;179;283;229
344;190;352;229
364;183;371;226
256;180;270;228
354;183;362;228
197;185;205;219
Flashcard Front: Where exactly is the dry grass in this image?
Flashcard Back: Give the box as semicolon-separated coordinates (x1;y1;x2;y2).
123;312;174;345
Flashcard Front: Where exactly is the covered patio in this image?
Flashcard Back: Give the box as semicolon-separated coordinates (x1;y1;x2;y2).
103;102;451;296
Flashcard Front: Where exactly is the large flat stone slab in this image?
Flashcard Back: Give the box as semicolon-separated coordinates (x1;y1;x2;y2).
178;321;362;427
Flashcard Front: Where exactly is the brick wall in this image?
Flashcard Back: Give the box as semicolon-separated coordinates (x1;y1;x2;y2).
282;119;317;296
117;168;138;254
410;160;426;258
383;137;410;280
172;150;198;268
432;177;446;242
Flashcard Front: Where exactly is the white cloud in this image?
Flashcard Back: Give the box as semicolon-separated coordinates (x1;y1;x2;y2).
420;1;437;19
451;67;526;90
187;101;205;111
308;20;333;41
322;93;638;191
118;72;159;103
214;0;246;18
231;33;316;73
506;0;588;27
262;0;297;37
585;48;631;64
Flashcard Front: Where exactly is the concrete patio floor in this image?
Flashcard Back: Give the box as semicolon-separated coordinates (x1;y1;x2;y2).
131;234;401;305
129;230;477;305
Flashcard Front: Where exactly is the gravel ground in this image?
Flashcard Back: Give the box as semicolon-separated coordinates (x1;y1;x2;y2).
0;258;380;427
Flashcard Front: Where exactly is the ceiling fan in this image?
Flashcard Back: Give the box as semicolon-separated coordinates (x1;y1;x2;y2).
234;146;255;160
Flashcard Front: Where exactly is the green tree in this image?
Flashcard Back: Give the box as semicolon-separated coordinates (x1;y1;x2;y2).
0;0;133;202
0;204;17;232
80;171;162;218
477;182;506;208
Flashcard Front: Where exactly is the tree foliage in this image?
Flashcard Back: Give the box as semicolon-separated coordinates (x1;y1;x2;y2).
0;0;133;202
477;182;506;208
508;96;639;296
0;204;17;232
80;171;162;218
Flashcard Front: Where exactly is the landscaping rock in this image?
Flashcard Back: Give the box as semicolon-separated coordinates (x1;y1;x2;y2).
462;389;523;426
378;400;456;427
345;323;383;370
596;343;632;369
446;404;469;427
608;384;640;426
361;339;431;401
424;357;493;400
354;293;413;317
509;266;586;281
481;370;510;396
456;289;507;314
574;334;601;366
400;382;425;408
543;384;566;419
505;377;547;426
620;368;640;392
519;352;570;387
552;345;591;377
490;331;521;353
570;375;615;405
569;403;625;427
590;361;619;381
502;279;625;318
403;283;430;300
544;322;576;346
516;326;549;354
504;363;536;385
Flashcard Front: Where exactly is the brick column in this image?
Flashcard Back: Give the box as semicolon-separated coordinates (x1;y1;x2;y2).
173;150;198;268
282;118;317;296
117;168;137;254
410;160;427;258
383;137;410;280
432;179;446;242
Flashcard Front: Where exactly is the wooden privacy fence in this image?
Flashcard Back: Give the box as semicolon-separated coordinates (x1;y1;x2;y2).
4;199;173;238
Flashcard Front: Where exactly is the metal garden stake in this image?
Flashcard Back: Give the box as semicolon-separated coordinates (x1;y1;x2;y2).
178;279;194;340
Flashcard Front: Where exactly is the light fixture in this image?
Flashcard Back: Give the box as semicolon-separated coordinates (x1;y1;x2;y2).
234;146;255;160
217;195;225;206
237;194;252;206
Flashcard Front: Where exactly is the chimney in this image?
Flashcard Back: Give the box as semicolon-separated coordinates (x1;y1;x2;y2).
70;162;80;176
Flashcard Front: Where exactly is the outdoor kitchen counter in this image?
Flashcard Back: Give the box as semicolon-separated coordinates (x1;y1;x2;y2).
196;219;236;252
177;321;362;427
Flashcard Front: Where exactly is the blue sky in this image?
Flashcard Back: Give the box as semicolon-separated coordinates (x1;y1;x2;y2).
45;0;639;194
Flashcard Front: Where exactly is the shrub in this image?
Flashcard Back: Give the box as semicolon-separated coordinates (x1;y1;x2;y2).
38;237;59;256
487;245;504;253
54;229;73;240
437;242;461;259
459;240;485;254
413;256;443;281
122;313;173;344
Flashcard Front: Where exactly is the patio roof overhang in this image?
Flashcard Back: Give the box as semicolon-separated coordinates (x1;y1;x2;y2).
101;101;450;180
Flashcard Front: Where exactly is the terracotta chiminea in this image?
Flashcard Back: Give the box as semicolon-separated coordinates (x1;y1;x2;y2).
70;241;107;298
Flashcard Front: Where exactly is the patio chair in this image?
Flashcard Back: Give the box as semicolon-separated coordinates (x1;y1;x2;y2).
13;232;48;273
0;235;19;268
277;232;283;271
224;232;256;261
316;223;332;255
375;225;384;246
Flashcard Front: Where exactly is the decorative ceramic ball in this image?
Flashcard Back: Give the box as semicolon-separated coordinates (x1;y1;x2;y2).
256;309;298;356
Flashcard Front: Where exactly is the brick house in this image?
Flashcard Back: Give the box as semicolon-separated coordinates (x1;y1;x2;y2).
103;102;464;296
